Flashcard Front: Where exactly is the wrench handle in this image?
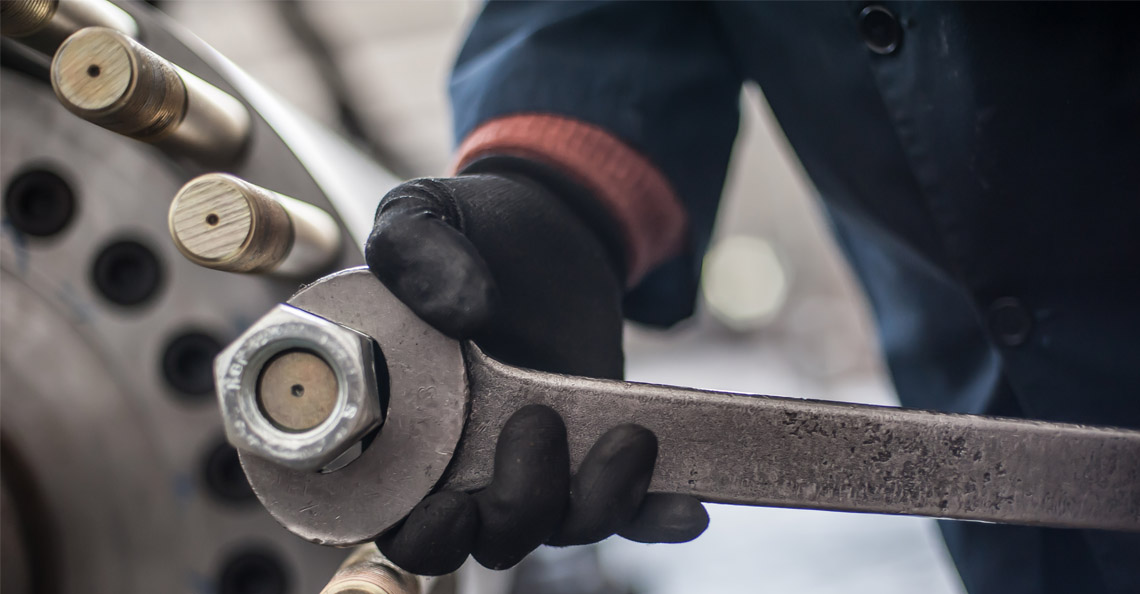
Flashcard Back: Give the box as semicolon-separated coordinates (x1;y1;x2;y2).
441;344;1140;532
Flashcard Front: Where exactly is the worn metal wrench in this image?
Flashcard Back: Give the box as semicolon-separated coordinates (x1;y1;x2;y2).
215;268;1140;546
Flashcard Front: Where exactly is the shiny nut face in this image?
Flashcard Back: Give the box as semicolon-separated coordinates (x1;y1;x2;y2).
215;304;384;471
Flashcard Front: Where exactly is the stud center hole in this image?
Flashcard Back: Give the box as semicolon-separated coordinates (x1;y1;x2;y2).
87;65;100;77
205;213;219;226
290;384;304;398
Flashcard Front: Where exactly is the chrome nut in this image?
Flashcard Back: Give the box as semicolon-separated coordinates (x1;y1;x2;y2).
215;304;384;471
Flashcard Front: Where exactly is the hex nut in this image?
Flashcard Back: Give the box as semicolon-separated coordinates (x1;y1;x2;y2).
214;304;384;471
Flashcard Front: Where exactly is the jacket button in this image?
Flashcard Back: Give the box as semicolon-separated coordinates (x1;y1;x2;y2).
987;298;1033;347
858;5;902;55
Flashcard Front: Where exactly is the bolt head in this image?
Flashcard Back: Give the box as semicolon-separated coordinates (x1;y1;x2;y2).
215;305;384;471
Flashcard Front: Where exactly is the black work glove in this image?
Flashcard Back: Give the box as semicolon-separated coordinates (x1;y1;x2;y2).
364;158;709;575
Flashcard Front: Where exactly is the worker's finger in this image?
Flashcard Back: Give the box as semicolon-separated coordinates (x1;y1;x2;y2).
547;424;657;546
473;404;570;570
365;178;498;339
618;493;709;543
375;490;478;576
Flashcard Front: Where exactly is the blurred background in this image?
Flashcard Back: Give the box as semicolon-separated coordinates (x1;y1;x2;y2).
161;2;965;592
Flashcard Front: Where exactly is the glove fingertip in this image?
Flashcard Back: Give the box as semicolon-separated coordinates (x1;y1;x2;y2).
376;491;478;576
546;423;658;546
617;493;709;544
365;210;498;338
472;405;570;570
503;404;568;442
470;540;529;571
599;423;658;461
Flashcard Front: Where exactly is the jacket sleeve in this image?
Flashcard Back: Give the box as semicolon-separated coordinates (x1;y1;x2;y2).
450;0;743;326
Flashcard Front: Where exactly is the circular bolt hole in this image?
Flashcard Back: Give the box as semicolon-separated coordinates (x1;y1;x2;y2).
162;331;222;397
202;440;255;503
218;549;288;594
205;213;220;226
290;384;304;398
91;239;163;306
3;169;76;237
86;64;100;77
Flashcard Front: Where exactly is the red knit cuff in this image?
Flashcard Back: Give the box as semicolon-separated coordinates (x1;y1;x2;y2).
452;114;687;286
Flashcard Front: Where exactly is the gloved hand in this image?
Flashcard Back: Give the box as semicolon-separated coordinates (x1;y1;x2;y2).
364;158;708;575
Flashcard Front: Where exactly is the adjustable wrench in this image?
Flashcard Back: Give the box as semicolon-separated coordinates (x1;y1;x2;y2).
215;268;1140;546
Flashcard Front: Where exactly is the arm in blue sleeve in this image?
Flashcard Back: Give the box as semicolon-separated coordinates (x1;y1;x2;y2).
450;1;743;325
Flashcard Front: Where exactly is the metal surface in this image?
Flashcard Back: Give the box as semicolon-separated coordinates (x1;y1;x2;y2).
276;193;344;276
52;27;186;137
233;268;1140;547
0;0;137;55
169;172;292;272
0;0;58;39
320;545;430;594
217;305;383;471
0;473;32;594
1;1;379;590
259;350;340;432
190;41;399;247
449;348;1140;529
2;268;179;592
237;269;468;546
51;27;250;166
169;173;341;275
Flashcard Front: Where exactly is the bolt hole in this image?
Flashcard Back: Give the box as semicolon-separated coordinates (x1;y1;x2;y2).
202;440;255;503
4;168;76;237
92;239;163;306
290;384;304;398
218;549;288;594
87;65;100;77
205;213;219;226
162;331;223;398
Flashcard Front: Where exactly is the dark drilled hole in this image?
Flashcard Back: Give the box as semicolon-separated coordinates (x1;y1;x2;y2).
218;549;289;594
202;440;255;504
91;239;163;306
162;331;222;397
4;169;76;237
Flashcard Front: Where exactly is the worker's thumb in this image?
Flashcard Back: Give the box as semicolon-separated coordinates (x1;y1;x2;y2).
365;178;499;339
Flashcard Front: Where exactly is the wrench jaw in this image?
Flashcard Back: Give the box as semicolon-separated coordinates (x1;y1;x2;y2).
218;267;470;546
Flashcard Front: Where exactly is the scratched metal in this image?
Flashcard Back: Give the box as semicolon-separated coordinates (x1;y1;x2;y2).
444;349;1140;532
239;269;1140;546
238;268;468;546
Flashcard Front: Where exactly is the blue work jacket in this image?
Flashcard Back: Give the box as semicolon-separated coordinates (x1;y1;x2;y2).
450;3;1140;592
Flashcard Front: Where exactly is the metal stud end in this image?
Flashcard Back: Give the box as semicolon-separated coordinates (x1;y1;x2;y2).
168;173;341;276
320;544;426;594
51;27;250;167
257;350;340;432
1;0;137;55
215;304;385;471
